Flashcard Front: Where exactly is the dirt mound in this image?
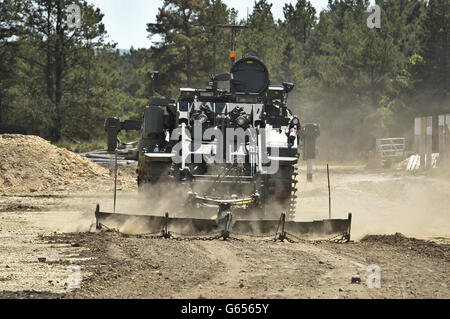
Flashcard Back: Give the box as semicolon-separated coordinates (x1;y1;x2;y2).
0;134;134;194
361;233;449;260
361;232;409;243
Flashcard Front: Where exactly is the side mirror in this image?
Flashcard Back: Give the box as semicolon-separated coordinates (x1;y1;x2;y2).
283;82;295;93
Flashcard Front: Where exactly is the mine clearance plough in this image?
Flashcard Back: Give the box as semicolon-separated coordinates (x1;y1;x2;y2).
94;202;352;243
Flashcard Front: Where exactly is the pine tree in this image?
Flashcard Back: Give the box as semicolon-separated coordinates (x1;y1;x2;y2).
281;0;316;44
239;0;278;64
0;0;28;124
198;0;232;76
16;0;111;141
420;0;450;107
147;0;206;92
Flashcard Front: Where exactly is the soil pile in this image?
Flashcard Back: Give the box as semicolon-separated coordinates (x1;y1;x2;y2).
0;134;135;194
361;233;449;260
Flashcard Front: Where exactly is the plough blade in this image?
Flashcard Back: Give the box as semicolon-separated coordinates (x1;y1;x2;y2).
95;207;219;235
233;217;351;237
94;204;352;240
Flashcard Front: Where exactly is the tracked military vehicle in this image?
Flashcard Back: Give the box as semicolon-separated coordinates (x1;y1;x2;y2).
98;55;352;241
106;56;321;220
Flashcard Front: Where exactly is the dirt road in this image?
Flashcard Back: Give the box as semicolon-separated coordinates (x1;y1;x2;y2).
0;166;449;299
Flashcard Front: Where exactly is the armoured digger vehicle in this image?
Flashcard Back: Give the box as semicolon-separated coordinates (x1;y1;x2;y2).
99;56;352;241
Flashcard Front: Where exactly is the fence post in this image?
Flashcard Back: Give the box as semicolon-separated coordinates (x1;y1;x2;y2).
426;116;432;169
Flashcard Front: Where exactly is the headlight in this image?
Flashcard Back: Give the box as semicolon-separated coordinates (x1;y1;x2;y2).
191;113;208;124
291;117;299;127
236;115;248;128
198;113;208;124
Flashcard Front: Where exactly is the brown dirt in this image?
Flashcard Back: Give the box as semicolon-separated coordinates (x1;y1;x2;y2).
6;228;445;299
0;164;448;299
0;134;135;194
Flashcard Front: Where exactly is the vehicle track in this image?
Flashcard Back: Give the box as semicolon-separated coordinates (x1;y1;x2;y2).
174;241;245;298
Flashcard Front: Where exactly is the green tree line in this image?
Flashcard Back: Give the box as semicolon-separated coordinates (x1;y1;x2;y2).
0;0;448;159
0;0;148;142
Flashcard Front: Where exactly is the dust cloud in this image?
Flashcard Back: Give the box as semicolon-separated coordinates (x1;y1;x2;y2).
295;165;450;241
35;164;449;241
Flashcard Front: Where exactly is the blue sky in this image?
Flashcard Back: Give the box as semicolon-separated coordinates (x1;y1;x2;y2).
86;0;330;49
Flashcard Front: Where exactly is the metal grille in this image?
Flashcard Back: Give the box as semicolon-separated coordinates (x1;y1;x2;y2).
376;138;406;161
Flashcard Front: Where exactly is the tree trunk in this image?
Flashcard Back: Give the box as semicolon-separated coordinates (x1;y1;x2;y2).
442;2;448;94
85;38;92;140
45;4;53;101
186;46;192;87
0;86;3;124
52;0;64;142
184;9;192;87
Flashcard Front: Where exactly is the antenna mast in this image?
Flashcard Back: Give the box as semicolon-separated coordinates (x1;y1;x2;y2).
216;24;248;65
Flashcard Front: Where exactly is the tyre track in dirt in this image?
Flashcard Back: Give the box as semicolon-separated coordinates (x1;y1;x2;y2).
173;241;245;299
173;239;374;299
288;242;370;298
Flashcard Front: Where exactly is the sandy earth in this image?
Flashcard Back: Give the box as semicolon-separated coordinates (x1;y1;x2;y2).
0;135;136;195
0;166;449;299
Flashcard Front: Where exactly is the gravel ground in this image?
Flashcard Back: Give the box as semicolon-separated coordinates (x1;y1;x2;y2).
0;165;448;299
